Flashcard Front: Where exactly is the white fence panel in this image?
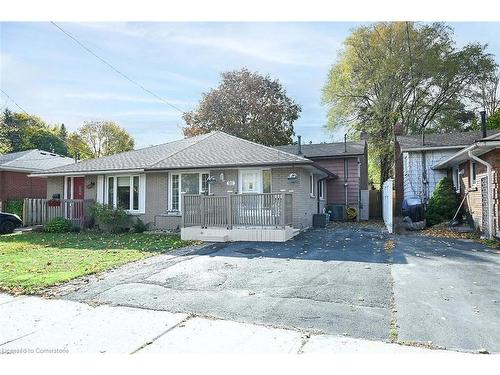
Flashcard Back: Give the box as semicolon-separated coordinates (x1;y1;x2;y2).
382;179;393;233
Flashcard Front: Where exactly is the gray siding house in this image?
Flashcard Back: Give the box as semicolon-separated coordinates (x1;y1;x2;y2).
34;131;335;242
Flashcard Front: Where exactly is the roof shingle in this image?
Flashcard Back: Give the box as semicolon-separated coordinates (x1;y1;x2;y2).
274;141;366;158
397;130;500;151
0;149;74;172
34;131;312;175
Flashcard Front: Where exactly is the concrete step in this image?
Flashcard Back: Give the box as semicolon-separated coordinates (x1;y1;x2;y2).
200;234;229;242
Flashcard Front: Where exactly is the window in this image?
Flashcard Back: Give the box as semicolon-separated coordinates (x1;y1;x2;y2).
309;173;315;197
318;180;325;200
169;172;210;212
263;170;271;193
471;161;477;186
238;169;272;194
105;175;144;212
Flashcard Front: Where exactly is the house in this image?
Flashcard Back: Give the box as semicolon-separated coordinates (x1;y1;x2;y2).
394;129;500;212
432;131;500;238
32;131;336;242
274;137;368;219
0;149;74;209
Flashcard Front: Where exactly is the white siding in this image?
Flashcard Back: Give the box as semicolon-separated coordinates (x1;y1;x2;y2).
403;149;458;203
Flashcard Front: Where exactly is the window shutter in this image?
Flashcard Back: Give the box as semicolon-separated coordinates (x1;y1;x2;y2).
96;175;104;203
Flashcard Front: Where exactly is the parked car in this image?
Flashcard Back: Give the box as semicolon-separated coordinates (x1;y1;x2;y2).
0;212;23;234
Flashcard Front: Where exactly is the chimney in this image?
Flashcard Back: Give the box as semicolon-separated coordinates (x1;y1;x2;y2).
360;129;368;141
393;123;403;136
480;110;487;138
297;135;302;155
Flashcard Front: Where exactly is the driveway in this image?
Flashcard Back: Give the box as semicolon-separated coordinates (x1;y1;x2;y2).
53;223;500;353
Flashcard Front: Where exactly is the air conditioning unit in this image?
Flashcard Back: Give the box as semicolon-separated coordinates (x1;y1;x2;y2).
328;204;346;221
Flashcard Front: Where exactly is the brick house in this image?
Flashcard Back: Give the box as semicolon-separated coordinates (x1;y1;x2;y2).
394;130;500;213
0;149;74;208
432;132;500;238
275;138;368;218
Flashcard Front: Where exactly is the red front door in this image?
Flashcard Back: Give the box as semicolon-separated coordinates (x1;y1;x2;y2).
73;177;85;200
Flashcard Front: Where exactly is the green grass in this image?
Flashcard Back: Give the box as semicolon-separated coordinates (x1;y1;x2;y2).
0;232;193;294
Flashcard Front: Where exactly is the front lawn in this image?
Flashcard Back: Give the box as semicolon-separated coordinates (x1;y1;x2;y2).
0;232;193;294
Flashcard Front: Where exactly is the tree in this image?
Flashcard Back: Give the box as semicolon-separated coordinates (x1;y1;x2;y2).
183;68;301;146
76;121;134;158
322;22;497;184
426;177;458;226
471;69;499;117
0;109;68;155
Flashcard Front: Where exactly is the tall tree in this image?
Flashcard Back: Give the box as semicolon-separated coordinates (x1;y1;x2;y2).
77;120;134;158
471;69;500;117
322;22;497;183
0;109;68;155
183;68;301;146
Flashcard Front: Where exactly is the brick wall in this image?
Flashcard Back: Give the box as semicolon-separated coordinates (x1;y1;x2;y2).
0;171;47;201
458;149;500;236
394;141;404;214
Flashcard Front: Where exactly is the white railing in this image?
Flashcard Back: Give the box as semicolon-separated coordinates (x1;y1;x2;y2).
382;178;393;233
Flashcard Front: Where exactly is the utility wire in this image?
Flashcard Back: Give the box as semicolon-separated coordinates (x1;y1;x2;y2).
0;89;29;114
50;22;185;114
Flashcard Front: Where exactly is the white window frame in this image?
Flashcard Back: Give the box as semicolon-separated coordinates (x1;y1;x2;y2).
104;174;145;214
168;171;210;213
237;168;272;194
309;173;315;197
319;179;326;200
470;161;477;187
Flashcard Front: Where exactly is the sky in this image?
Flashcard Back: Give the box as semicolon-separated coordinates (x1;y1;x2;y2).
1;22;499;149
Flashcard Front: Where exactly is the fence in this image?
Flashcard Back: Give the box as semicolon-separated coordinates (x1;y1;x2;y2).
382;179;393;233
23;198;91;228
182;193;293;229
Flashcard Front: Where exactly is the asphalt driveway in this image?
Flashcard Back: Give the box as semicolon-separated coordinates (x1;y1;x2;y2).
55;223;500;353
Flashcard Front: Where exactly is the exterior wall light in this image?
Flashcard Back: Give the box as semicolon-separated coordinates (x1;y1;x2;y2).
287;173;298;182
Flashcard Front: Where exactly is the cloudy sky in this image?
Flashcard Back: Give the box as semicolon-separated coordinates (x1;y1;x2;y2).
1;22;499;148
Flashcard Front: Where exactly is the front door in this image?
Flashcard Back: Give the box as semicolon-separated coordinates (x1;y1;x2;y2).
65;177;85;222
73;177;85;199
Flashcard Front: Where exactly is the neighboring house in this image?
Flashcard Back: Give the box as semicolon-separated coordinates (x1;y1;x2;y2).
274;138;368;218
32;131;336;242
0;149;74;208
394;130;500;212
432;131;500;238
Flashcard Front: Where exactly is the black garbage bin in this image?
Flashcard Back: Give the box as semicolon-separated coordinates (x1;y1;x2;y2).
401;196;424;222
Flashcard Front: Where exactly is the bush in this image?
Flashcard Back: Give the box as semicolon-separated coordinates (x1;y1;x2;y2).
44;217;73;233
3;200;23;218
426;177;458;226
89;203;130;233
132;218;149;233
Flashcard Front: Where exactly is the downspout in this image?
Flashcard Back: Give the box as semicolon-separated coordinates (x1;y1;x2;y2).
468;151;494;239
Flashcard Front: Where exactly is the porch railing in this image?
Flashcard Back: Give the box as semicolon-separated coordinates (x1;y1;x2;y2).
182;193;293;229
23;198;92;228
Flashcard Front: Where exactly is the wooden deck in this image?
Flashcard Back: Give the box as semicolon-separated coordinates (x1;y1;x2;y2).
181;193;297;242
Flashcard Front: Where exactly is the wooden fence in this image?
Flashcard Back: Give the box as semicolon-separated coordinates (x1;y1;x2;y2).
182;193;293;229
23;198;92;228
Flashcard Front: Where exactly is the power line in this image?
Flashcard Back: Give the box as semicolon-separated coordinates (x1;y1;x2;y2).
50;22;185;114
0;89;29;114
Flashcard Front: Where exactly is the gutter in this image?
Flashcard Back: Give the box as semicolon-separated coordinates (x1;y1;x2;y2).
468;151;494;239
432;140;500;170
29;168;145;177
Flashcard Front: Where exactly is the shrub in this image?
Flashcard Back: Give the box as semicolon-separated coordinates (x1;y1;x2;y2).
44;217;73;233
89;203;130;233
426;177;458;226
132;218;149;233
3;200;23;218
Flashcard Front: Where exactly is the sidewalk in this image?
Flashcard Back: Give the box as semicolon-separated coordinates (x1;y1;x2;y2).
0;293;471;354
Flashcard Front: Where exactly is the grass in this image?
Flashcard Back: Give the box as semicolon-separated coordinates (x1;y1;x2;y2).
0;231;194;295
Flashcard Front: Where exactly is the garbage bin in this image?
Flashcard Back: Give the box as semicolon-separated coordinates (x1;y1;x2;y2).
401;196;424;222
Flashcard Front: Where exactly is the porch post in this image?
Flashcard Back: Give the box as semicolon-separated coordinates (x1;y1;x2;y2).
280;192;285;229
201;195;205;228
227;195;232;229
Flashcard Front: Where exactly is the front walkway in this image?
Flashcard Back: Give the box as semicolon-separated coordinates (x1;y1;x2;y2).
0;294;461;354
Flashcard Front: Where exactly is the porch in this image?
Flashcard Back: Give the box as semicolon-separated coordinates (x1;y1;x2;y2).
180;192;298;242
22;198;92;228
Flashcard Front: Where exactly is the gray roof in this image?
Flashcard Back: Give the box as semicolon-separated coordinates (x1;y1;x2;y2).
34;131;313;175
397;130;500;151
0;149;74;172
274;141;366;158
